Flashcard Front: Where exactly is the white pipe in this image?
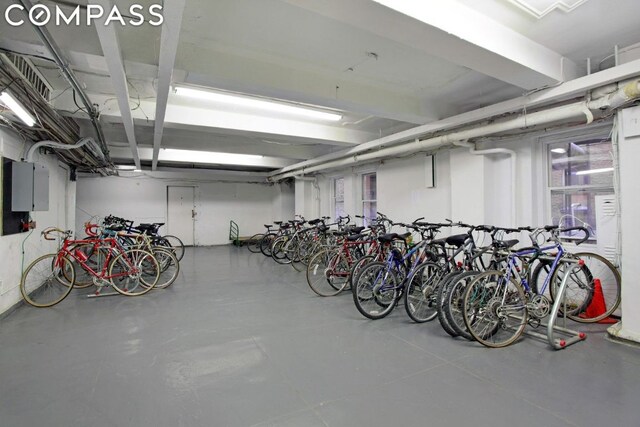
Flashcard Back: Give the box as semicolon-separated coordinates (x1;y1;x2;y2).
272;101;593;180
452;140;517;226
272;62;640;178
270;79;640;181
26;137;97;162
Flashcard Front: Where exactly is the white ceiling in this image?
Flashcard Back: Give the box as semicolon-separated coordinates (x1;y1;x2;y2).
1;0;639;172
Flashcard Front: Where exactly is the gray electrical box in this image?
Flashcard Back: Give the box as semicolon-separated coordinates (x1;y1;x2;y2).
12;162;49;212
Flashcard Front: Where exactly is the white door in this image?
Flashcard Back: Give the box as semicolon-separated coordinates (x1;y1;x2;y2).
167;186;196;246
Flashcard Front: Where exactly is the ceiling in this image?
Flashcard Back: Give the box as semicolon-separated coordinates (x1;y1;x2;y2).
1;0;639;174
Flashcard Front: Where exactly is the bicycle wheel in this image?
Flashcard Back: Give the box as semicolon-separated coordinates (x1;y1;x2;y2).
444;271;481;340
352;262;399;319
404;261;444;323
436;270;464;337
549;252;620;323
109;249;159;296
462;270;528;348
21;254;75;307
247;233;264;253
151;247;180;289
160;235;185;261
349;254;376;288
291;240;313;272
306;249;349;296
260;233;276;256
271;237;291;264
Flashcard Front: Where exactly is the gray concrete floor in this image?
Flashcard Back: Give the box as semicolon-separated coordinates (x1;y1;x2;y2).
1;246;639;427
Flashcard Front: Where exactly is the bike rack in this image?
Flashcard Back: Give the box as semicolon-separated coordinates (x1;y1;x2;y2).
524;262;587;350
86;291;120;298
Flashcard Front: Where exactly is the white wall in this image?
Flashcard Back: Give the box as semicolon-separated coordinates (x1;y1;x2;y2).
614;105;640;342
76;175;290;245
0;128;75;315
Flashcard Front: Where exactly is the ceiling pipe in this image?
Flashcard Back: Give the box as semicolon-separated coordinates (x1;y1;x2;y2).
270;79;640;181
18;0;110;163
271;62;640;180
26;137;103;163
452;140;517;226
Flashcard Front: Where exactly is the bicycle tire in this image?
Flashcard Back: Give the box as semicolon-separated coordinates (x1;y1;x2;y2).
151;247;180;289
549;252;620;323
404;261;443;323
109;249;159;296
306;249;349;296
352;262;399;319
247;233;264;253
444;270;481;340
260;233;276;256
271;236;291;264
436;270;465;337
160;235;185;261
21;254;75;307
349;254;376;288
462;270;528;348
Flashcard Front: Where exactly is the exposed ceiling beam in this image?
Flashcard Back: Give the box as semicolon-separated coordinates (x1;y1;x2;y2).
90;0;140;169
110;146;295;169
53;92;374;146
282;0;579;90
152;0;186;170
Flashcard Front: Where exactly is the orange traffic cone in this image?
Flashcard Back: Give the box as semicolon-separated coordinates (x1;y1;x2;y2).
580;279;618;324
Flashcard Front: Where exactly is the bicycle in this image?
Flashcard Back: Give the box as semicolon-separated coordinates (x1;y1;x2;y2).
20;228;160;307
461;226;620;348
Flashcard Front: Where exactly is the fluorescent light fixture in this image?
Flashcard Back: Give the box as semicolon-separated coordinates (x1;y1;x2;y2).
174;86;342;121
115;165;137;170
160;148;265;166
575;167;614;176
0;91;35;127
551;147;566;154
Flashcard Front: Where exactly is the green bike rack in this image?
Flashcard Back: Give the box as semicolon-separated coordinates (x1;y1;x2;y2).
229;220;240;245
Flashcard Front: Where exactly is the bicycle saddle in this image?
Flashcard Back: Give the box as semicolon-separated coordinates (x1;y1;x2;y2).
346;233;367;242
445;234;467;247
494;239;519;249
378;233;399;243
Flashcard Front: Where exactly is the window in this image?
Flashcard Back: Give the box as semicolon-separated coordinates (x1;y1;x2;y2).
548;136;614;242
361;173;377;226
332;177;345;219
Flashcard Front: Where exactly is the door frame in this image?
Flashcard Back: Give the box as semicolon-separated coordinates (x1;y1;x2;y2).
166;185;197;246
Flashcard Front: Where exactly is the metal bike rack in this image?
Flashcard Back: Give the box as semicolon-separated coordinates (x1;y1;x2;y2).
524;263;587;350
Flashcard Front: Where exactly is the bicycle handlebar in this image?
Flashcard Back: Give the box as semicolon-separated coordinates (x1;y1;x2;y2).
558;226;590;245
42;227;70;241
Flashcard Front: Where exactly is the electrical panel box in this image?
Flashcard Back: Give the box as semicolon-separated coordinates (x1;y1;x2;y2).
11;162;49;212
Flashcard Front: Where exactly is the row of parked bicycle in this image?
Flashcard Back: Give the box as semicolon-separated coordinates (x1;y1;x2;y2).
247;213;621;348
20;215;185;308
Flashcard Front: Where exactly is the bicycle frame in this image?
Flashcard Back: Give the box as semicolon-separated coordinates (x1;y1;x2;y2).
57;236;140;282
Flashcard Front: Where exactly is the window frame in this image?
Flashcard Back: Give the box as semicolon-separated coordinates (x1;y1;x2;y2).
331;176;345;220
542;123;615;247
360;172;377;226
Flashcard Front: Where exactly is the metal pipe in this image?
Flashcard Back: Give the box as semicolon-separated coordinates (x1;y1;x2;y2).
270;79;640;181
26;137;100;162
271;102;594;180
19;0;110;161
272;61;640;179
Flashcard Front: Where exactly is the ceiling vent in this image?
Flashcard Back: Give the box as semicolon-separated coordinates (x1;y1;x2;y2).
507;0;589;19
4;53;52;102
